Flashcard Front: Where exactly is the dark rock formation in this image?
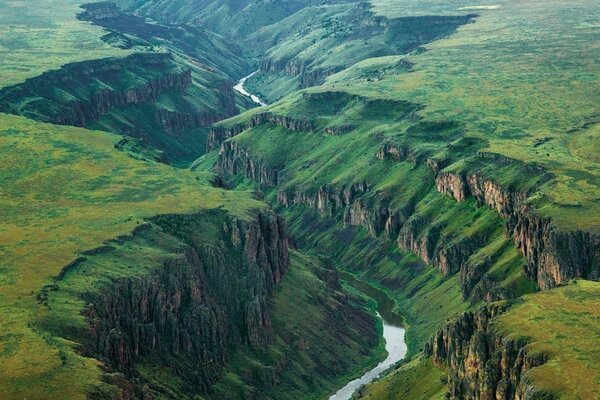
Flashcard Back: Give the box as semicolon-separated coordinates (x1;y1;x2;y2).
208;112;315;150
0;53;191;127
435;164;600;289
218;141;497;299
84;210;290;395
217;140;281;186
425;305;552;400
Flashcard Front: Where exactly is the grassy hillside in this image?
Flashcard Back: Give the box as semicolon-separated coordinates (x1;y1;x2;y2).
497;280;600;399
0;112;262;399
356;355;446;400
245;6;474;101
325;0;600;232
203;0;599;396
116;0;360;41
208;250;384;400
366;280;600;400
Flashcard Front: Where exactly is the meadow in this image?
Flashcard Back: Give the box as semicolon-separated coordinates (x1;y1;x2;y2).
0;0;127;88
0;112;261;399
326;0;600;231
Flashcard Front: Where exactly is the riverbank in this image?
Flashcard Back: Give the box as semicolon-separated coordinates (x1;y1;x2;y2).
328;272;408;400
233;71;268;106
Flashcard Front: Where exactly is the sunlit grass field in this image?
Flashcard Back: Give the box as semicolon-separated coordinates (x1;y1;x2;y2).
322;0;600;232
498;280;600;399
0;113;261;399
0;0;127;88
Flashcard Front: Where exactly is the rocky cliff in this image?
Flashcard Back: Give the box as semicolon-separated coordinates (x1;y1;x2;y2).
216;140;509;300
255;13;475;92
434;155;600;289
208;112;315;150
83;210;290;396
215;116;600;292
425;304;552;400
0;53;191;127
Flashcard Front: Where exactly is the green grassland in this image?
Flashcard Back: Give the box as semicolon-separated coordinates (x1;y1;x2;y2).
116;0;362;41
0;1;257;166
326;0;600;232
356;355;447;400
0;0;127;88
361;280;600;400
244;3;474;102
0;52;245;165
205;0;599;396
497;280;600;399
0;112;262;399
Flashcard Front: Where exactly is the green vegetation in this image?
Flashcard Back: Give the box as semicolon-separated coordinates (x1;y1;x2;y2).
276;204;472;356
208;250;385;400
326;0;600;232
497;280;600;399
0;52;237;165
0;112;261;399
0;0;126;88
1;0;599;398
356;355;446;400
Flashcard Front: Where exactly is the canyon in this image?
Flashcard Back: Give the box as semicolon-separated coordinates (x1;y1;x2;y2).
0;0;598;399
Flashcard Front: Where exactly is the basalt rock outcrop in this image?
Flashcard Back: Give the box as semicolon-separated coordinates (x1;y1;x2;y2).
256;13;475;91
434;157;600;289
425;304;551;400
221;109;600;292
0;53;191;127
83;210;290;396
217;141;503;300
208;112;315;150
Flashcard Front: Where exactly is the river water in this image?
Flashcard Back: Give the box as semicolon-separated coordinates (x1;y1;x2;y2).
232;71;267;106
329;274;408;400
230;75;406;398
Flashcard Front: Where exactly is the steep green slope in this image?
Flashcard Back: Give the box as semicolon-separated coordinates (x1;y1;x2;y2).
201;0;599;397
207;250;383;400
0;52;250;165
0;112;382;399
245;8;475;101
0;1;258;166
116;0;359;40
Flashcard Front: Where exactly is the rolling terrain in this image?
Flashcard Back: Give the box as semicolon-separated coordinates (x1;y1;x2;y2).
0;0;598;399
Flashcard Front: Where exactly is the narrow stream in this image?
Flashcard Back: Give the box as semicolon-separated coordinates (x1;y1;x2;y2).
233;70;267;106
329;273;408;400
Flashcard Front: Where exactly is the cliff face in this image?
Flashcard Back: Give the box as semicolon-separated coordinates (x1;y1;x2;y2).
435;165;600;290
208;112;315;150
216;141;508;300
63;69;192;127
214;116;600;291
217;140;280;186
258;57;342;89
255;14;475;92
0;52;244;164
0;53;191;127
425;305;551;400
84;210;290;395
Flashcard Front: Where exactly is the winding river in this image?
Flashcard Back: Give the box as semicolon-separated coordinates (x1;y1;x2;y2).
233;71;267;106
231;75;407;398
329;273;408;400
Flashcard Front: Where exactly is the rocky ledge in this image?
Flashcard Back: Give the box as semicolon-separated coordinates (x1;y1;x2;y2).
435;158;600;289
82;210;289;396
425;304;551;400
